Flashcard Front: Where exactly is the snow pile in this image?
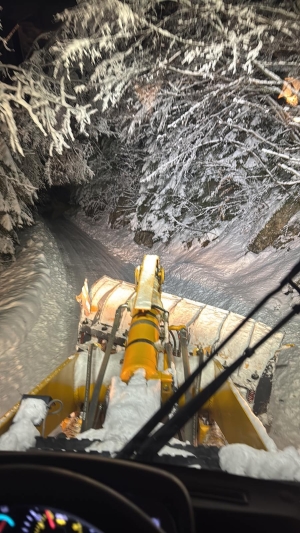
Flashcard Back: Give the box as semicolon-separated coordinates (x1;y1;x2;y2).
219;443;300;482
0;245;50;356
0;218;79;418
77;369;161;454
77;367;193;458
0;398;47;452
13;397;47;425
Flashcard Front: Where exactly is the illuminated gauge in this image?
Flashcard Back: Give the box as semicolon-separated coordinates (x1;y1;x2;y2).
20;507;103;533
0;511;16;531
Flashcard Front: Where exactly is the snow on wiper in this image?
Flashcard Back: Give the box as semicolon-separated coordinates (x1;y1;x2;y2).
117;259;300;462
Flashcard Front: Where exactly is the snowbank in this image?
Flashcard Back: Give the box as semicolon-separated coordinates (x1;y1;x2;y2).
0;245;50;355
0;218;79;418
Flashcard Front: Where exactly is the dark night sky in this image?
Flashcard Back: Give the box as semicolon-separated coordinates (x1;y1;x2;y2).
0;0;76;64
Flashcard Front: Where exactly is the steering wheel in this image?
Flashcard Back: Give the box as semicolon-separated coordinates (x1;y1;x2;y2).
0;464;166;533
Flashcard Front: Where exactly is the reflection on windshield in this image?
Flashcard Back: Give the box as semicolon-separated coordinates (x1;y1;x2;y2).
1;253;300;481
0;0;300;483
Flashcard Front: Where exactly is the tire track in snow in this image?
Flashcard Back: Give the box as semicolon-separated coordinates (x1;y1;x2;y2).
46;217;135;292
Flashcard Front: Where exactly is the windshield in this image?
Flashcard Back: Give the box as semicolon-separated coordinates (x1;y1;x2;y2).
1;0;300;483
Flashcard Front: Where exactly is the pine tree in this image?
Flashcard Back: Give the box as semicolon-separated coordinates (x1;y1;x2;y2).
0;0;299;257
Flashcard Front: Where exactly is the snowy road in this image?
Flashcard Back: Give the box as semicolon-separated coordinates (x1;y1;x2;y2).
46;217;134;293
0;216;134;417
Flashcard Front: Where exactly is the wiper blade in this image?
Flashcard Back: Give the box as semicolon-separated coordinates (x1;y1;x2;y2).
116;259;300;461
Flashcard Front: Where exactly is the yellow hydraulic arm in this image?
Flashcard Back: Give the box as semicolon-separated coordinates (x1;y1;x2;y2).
120;255;173;401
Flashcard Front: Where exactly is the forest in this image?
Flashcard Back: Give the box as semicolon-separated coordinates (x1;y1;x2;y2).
0;0;299;259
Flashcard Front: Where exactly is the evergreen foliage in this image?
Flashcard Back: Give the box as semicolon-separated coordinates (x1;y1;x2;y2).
0;0;300;256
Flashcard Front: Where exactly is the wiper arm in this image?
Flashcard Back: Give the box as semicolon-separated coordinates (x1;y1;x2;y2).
116;259;300;461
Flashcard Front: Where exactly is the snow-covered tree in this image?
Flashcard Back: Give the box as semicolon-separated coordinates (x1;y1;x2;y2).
49;0;300;244
0;0;300;257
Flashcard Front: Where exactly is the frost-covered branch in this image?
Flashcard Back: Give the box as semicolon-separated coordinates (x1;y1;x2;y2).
1;0;300;254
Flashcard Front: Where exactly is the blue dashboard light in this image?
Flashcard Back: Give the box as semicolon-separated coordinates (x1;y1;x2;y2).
0;514;15;527
151;517;161;528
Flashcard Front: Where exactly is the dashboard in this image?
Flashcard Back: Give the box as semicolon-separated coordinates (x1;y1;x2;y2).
1;451;300;533
0;504;166;532
0;505;104;532
0;453;193;533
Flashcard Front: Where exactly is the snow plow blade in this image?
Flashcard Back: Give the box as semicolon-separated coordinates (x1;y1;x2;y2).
210;360;272;449
0;255;284;453
0;356;78;437
82;274;283;403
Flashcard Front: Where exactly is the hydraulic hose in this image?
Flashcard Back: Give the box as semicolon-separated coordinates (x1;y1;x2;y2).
86;303;128;429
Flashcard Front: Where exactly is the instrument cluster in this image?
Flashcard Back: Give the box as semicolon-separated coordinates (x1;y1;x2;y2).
0;505;103;533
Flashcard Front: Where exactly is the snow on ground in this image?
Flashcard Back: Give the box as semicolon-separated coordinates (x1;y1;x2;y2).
0;241;51;356
0;217;79;416
71;211;300;343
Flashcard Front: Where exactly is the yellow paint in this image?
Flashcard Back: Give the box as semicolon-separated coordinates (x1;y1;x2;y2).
121;255;174;402
75;383;108;405
209;360;269;450
0;355;77;437
198;419;210;444
160;372;173;403
121;310;160;381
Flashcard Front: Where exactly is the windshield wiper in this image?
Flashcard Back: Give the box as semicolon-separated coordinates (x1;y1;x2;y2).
116;259;300;461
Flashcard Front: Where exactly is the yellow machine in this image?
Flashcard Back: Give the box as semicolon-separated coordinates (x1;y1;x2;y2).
0;255;284;452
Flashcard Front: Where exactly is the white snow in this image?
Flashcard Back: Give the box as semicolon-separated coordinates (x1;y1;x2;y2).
219;444;300;482
0;245;51;355
71;211;300;345
268;345;300;448
0;420;40;452
14;397;47;425
0;218;79;416
77;369;161;454
0;398;47;451
158;445;196;458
